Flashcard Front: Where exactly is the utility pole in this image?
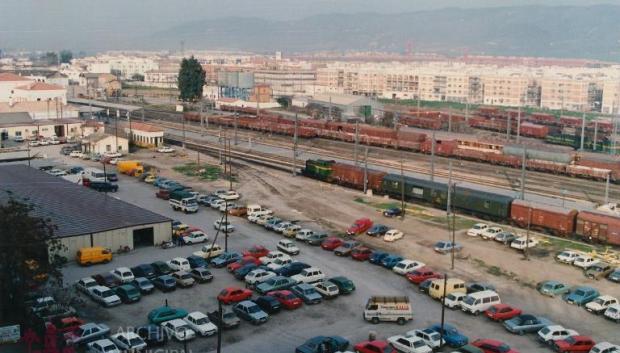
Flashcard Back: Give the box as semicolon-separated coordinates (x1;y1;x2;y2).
234;112;238;145
182;106;186;150
216;300;223;353
580;112;586;151
524;206;532;261
516;106;521;143
592;121;598;151
293;113;298;176
115;109;119;152
328;96;332;120
430;132;436;181
605;172;610;205
448;111;452;133
506;111;511;141
400;153;405;219
228;139;233;191
363;146;369;194
439;274;448;347
520;147;526;200
354;121;359;166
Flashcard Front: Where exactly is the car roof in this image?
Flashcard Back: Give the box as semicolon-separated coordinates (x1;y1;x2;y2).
188;311;207;318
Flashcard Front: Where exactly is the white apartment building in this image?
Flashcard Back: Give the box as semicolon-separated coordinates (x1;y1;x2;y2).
254;68;316;96
144;70;178;88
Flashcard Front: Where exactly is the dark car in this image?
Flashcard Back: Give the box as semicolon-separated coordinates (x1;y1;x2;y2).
93;273;120;288
211;252;242;268
186;255;208;269
295;336;350;353
114;284;141;303
383;207;403;217
366;224;389;237
131;264;157;280
334;240;360;257
306;232;329;245
131;277;154;294
467;282;496;294
419;279;434;294
105;173;118;182
190;267;213;283
609;268;620;283
369;251;389;265
151;261;173;276
208;309;241;329
88;181;118;192
67;166;83;174
134;324;168;347
274;262;311;277
328;276;356;294
233;263;259;280
152;275;176;292
255;295;282;314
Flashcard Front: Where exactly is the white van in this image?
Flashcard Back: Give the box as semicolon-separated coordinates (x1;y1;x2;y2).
84;168;107;182
460;290;501;315
246;204;264;216
363;296;413;325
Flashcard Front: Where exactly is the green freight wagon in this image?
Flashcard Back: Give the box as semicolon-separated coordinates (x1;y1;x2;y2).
381;174;448;208
303;159;335;181
452;186;513;220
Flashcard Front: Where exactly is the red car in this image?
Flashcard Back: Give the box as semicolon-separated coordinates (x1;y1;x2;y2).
351;246;373;261
227;256;261;272
242;245;269;259
484;304;522;321
267;290;303;310
552;336;595;353
354;340;396;353
217;287;253;304
472;339;520;353
46;316;85;333
405;267;443;284
346;218;373;236
321;237;344;251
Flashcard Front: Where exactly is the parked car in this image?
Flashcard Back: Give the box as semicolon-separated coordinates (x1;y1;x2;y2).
328;276;356;294
283;224;302;238
346;218;373;235
189;267;213;283
256;276;297;295
467;223;488;237
245;269;277;287
604;304;620;322
192;244;224;260
259;251;290;265
321;237;343;251
367;224;389;237
334;240;360;256
510;237;539;250
114;284;141;304
563;286;600;306
233;300;268;325
494;231;518;245
131;264;156;280
589;342;620;353
92;273;120;288
266;257;293;271
383;207;403;217
291;283;323;304
393;259;425;275
151;261;173;276
227;256;260;273
467;283;496;294
444;292;468;309
186;255;208;269
211;252;242;268
148;307;188;325
207;308;240;329
369;251;389;265
217;287;253;304
277;239;300;255
427;323;469;347
313;280;340;298
387;335;432;353
131;277;154;295
274;262;311;277
161;319;195;341
382;255;404;269
537;280;571;297
585;295;618;315
110;332;147;352
86;339;120;353
242;245;270;258
88;286;122;307
607;268;620;283
172;271;195;288
556;250;581;264
152;275;177;292
406;267;443;285
213;220;235;232
384;229;404;242
503;314;553;335
434;241;462;254
351;246;373;261
573;255;600;269
306;232;329;245
64;323;110;346
537;325;579;344
291;267;325;284
585;263;614;280
552;336;595;353
111;267;135;284
471;339;519;353
254;295;281;314
407;329;445;350
233;263;259;280
481;227;503;240
268;290;303;310
354;340;396;353
484;304;522;321
295;336;349;353
46;316;85;334
295;229;315;242
181;230;208;245
76;277;98;294
183;311;217;337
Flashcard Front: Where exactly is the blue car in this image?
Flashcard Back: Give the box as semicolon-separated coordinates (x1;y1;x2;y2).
503;314;553;334
427;323;468;347
366;224;389;236
369;251;389;265
562;286;600;306
233;263;259;280
275;262;311;277
295;336;349;353
211;252;242;268
383;207;403;217
381;255;404;269
186;255;207;269
608;268;620;283
232;300;269;325
291;283;323;304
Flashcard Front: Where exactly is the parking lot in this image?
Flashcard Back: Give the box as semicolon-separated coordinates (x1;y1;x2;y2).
30;145;618;353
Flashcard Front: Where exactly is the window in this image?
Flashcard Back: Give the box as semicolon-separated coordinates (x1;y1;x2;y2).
106;144;111;152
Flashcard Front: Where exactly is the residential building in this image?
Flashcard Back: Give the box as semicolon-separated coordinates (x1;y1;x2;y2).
0;112;82;140
254;68;316;96
0;101;80;120
81;133;128;155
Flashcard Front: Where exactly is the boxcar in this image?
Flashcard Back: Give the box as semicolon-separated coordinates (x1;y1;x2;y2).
303;160;334;181
380;174;447;208
510;200;577;236
330;163;386;191
452;187;512;220
575;211;620;246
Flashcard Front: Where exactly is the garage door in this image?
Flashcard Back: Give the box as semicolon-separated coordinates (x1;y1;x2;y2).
133;227;154;247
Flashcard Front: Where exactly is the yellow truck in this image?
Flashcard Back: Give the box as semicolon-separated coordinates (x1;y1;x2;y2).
116;160;144;177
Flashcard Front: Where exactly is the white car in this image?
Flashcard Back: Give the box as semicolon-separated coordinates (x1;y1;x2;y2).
604;303;620;322
88;286;122;307
47;169;67;176
572;255;600;269
76;277;98;294
193;244;224;259
407;329;444;350
537;325;579;344
157;146;175;153
210;199;226;209
245;269;277;286
213;220;235;232
393;259;425;275
110;332;147;352
387;335;432;353
218;202;237;213
111;267;135;283
277;239;300;255
259;251;289;265
255;215;274;225
219;190;240;201
184;311;217;336
28;140;40;147
49;139;61;145
556;250;581;264
291;267;325;284
87;339;120;353
14;136;25;142
510;237;539;250
273;221;293;233
161;319;196;341
70;150;84;158
295;229;315;241
38;139;50;146
480;226;503;240
585;295;619;315
168;257;191;271
467;223;488;237
443;292;467;309
103;152;122;158
267;257;293;271
313;281;339;298
384;229;404;242
589;342;620;353
182;230;208;244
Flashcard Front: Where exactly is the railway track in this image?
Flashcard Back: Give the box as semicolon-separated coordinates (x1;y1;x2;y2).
143;110;620;204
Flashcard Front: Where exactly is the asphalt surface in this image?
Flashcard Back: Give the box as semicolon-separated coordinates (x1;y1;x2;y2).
24;147;616;353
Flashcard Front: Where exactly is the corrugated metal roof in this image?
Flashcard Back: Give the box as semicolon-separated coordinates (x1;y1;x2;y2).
0;165;170;238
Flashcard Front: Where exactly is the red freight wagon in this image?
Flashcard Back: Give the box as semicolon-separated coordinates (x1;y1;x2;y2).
400;116;443;130
359;126;397;139
453;148;487;161
299;119;327;129
519;122;549;139
420;139;457;155
329;163;387;191
396;130;427;143
576;211;620;245
576;157;620;181
510;200;577;236
526;160;566;173
565;165;610;181
529;112;557;124
560;116;583;128
486;153;521;168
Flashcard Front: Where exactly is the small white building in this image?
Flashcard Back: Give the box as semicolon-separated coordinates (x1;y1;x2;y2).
12;82;67;104
81;133;129;155
121;121;164;148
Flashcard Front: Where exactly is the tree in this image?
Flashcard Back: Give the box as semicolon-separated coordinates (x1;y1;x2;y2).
43;52;58;66
0;197;65;324
59;50;73;64
177;56;205;102
131;73;145;81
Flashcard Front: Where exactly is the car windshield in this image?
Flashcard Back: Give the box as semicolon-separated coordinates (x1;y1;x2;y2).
429;333;440;341
195;317;209;325
395;263;405;268
593;298;605;305
446;294;457;300
462;296;475;305
129;338;143;346
102;290;114;297
303;288;315;294
103;344;116;352
247;305;261;313
164;278;175;285
540;327;550;334
223;312;236;319
499;344;511;352
413;340;425;348
575;290;585;296
180;273;191;279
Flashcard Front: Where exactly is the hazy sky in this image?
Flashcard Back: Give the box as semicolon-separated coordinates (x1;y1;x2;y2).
0;0;617;51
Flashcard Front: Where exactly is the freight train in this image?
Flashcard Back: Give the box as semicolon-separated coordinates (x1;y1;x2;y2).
303;159;620;246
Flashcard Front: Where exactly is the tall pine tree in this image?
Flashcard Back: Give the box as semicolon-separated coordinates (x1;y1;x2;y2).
177;56;206;102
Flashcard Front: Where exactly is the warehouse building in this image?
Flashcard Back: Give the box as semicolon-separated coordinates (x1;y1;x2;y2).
0;165;172;260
